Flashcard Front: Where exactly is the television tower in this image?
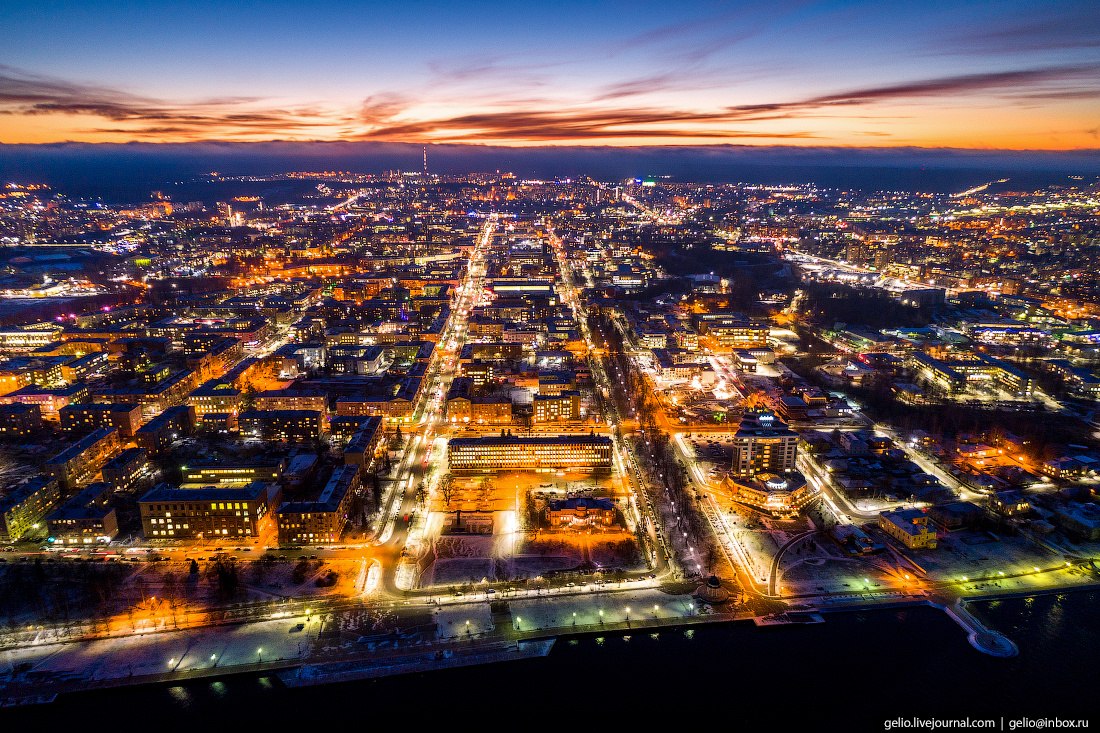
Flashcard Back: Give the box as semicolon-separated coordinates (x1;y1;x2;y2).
421;145;431;248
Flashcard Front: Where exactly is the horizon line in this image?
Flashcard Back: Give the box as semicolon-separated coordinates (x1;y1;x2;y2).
3;140;1100;154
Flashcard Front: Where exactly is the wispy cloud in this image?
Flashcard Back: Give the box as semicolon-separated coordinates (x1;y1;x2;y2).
611;2;806;59
0;65;338;140
596;5;788;90
591;72;689;102
1;61;1097;146
357;106;815;142
358;93;411;126
425;56;560;85
804;66;1100;106
936;5;1100;55
355;65;1100;143
715;65;1100;123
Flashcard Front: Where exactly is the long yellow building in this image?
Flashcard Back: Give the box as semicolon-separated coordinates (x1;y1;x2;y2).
448;433;612;472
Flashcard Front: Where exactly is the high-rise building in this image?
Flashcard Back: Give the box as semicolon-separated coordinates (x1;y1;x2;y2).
730;411;798;477
726;412;813;516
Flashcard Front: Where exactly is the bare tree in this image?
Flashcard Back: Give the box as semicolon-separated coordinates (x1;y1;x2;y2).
439;477;455;508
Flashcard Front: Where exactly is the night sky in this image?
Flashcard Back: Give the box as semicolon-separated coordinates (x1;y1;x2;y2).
1;0;1098;148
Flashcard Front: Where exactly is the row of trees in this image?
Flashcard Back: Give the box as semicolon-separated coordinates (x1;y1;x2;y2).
633;427;720;576
0;560;129;632
591;311;721;577
590;312;661;429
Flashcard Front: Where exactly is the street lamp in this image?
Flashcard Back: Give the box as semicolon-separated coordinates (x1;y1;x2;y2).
257;647;263;663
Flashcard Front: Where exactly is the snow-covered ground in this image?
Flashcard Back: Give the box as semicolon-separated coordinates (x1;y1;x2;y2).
509;589;700;631
1;612;320;682
433;604;494;639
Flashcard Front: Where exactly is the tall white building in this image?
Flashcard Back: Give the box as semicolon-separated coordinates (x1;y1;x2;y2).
731;411;798;477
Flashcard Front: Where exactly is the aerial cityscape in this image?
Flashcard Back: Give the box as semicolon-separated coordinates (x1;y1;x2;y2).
0;0;1098;728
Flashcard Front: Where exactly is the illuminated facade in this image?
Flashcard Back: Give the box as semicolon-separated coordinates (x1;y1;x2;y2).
730;412;798;477
276;464;360;544
94;368;201;420
878;508;938;549
238;409;323;443
342;417;386;468
0;327;63;352
448;434;612;472
0;403;43;437
60;402;143;437
139;481;280;539
446;395;513;424
537;371;576;396
0;475;61;542
181;461;283;485
186;380;242;416
60;351;109;382
546;496;617;528
334;377;422;423
335;395;414;421
101;447;149;492
45;427;123;489
253;390;329;415
908;351;1035;398
331;415;373;443
134;405;196;455
0;384;89;421
533;391;580;423
727;472;815;517
46;482;118;545
693;315;769;351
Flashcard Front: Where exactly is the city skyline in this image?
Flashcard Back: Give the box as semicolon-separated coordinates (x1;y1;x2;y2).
1;0;1099;148
1;1;1099;725
1;169;1098;721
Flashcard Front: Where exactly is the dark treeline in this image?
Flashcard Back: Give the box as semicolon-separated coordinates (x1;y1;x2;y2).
0;287;143;327
0;560;129;632
796;364;1097;457
801;281;934;329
